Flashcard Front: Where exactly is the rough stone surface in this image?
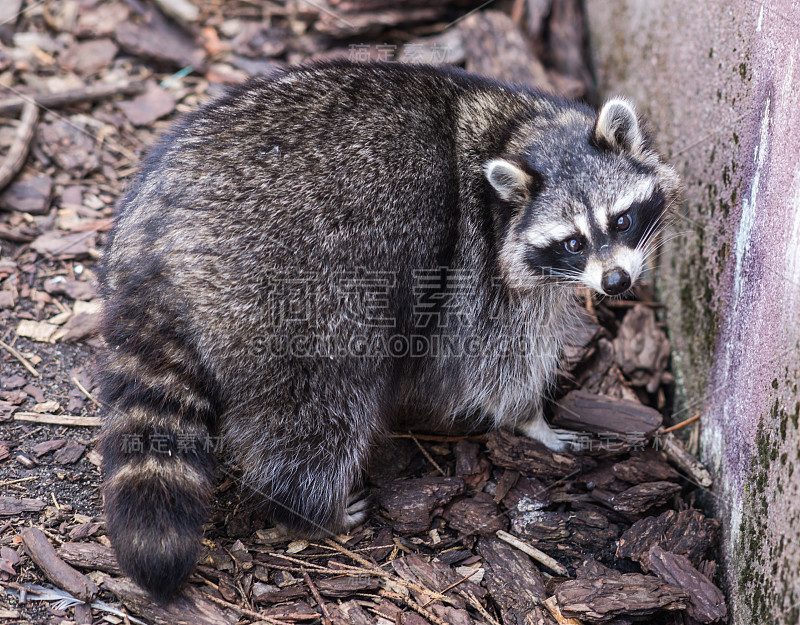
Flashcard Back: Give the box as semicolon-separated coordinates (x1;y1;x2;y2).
585;2;800;623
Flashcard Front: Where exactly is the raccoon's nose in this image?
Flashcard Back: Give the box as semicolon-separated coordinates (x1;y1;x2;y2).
601;268;631;295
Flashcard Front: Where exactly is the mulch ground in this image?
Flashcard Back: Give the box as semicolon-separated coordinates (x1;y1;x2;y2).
0;1;726;624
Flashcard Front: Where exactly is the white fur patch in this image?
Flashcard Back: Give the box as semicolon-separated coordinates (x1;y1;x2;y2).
593;203;609;231
596;97;642;154
526;222;573;247
581;258;604;292
611;246;645;286
485;159;530;202
573;214;591;240
610;177;657;221
580;249;643;295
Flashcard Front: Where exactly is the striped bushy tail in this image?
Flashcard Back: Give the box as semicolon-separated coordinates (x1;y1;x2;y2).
98;317;219;600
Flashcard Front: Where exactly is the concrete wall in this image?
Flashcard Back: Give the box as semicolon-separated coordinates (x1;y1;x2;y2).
584;1;800;622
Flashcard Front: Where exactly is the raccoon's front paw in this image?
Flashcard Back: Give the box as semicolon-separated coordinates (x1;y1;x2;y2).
343;491;370;529
518;417;578;453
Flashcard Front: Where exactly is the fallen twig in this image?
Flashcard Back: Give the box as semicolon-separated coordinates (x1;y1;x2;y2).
71;376;102;408
0;100;38;193
465;589;502;625
326;559;453;605
389;432;486;442
379;588;449;625
301;569;332;625
409;431;446;475
0;79;145;117
661;413;700;434
201;592;291;625
496;530;569;577
267;552;338;573
0;475;37;488
0;339;40;377
420;571;477;608
14;412;101;427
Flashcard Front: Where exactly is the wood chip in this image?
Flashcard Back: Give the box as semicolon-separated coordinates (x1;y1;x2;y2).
312;4;444;38
487;429;594;478
38;117;100;177
543;596;581;625
54;440;86;464
616;509;720;569
479;535;548;624
56;311;100;342
31;438;66;457
552;390;663;438
392;554;486;609
658;432;713;488
460;10;553;90
57;541;121;575
443;491;508;536
314;575;381;597
102;574;237;625
591;481;681;520
0;290;13;309
253;584;308;604
501;474;551;512
118;81;176;126
647;545;727;623
114;20;205;70
60;39;119;76
556;572;688;622
613;305;671;393
30;230;98;260
610;449;680;484
378;476;465;534
21;527;98;602
329;599;376;625
0;496;46;515
259;599;320;622
16;319;59;342
68;521;102;541
43;276;97;301
510;508;621;564
151;0;200;25
0;0;23;26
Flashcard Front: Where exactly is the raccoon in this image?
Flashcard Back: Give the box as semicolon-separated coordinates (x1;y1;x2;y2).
98;61;681;600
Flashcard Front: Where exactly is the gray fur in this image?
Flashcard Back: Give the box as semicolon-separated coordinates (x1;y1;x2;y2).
98;61;681;599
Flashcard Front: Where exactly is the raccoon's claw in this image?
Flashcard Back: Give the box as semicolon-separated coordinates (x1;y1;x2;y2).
550;428;584;452
518;417;581;453
344;491;370;529
519;415;562;451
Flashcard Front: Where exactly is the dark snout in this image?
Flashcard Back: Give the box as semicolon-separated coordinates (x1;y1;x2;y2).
601;268;631;295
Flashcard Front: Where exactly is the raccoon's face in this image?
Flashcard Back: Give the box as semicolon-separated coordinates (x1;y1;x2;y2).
486;98;682;296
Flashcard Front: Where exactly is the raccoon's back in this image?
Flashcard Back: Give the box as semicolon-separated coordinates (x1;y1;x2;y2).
106;65;470;306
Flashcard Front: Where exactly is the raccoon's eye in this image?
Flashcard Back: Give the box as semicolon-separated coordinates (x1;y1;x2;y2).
564;237;584;254
615;212;632;232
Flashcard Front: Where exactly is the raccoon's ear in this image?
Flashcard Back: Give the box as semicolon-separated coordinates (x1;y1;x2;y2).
593;98;643;155
484;158;538;203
